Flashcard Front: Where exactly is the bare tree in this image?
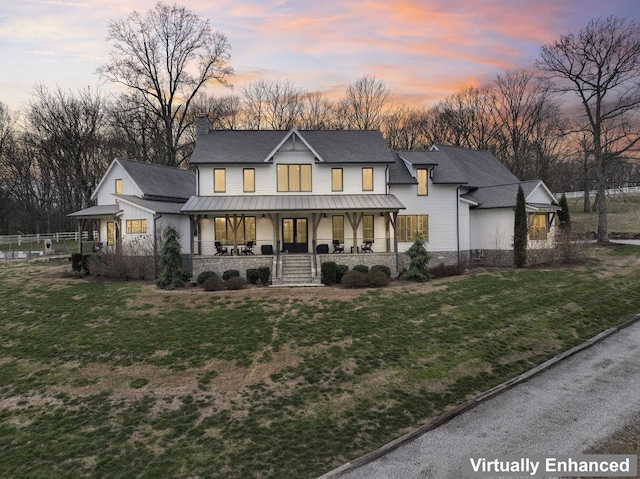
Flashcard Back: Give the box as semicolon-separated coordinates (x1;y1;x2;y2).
338;75;390;130
299;92;338;130
242;80;304;130
98;2;232;166
25;85;108;230
492;69;561;180
537;16;640;243
434;85;499;150
193;94;243;130
381;105;427;150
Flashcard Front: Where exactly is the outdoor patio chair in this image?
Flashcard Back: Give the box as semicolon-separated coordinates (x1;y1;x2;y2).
362;242;373;253
241;241;254;255
332;239;344;253
214;241;228;255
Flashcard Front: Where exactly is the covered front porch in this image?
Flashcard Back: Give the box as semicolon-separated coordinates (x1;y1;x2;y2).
68;204;122;254
182;194;405;284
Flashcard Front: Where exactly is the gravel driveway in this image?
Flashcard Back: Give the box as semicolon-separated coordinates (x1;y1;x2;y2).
324;317;640;479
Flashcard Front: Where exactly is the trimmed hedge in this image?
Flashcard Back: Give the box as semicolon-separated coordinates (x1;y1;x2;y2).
321;261;338;285
246;268;260;284
197;271;217;285
258;267;271;286
336;264;349;283
222;269;240;281
352;264;369;274
370;264;391;277
341;270;368;288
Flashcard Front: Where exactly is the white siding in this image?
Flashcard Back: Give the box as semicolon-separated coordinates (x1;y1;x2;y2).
196;146;389;196
390;179;460;253
156;215;191;253
469;209;514;250
95;162;143;205
527;183;554;203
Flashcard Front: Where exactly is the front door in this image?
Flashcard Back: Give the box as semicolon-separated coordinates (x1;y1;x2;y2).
282;218;308;253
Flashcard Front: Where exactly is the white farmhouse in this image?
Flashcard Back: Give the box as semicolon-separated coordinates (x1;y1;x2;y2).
69;120;559;283
69;158;194;255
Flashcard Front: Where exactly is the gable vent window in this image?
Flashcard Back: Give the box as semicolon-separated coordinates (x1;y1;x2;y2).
115;179;123;195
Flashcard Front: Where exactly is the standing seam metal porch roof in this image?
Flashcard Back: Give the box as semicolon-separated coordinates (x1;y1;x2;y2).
181;195;405;213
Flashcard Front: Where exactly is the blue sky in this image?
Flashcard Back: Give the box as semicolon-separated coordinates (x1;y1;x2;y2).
1;0;639;112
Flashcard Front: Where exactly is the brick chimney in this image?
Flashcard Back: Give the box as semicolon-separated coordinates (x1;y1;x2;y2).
195;113;211;137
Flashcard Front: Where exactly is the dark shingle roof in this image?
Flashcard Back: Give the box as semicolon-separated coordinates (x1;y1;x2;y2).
190;129;395;165
462;180;557;209
117;159;195;201
388;153;417;185
432;145;519;187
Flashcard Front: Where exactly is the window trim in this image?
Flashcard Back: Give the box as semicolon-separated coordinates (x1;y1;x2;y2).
362;167;374;191
397;215;428;242
417;168;428;196
362;214;374;243
126;219;147;234
115;179;123;195
332;215;344;244
331;168;343;192
243;168;255;193
214;216;257;243
214;168;226;193
277;164;312;192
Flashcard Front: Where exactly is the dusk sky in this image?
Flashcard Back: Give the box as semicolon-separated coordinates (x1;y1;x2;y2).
2;0;640;112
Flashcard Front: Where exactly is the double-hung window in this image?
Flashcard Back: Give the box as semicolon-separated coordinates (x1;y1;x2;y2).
214;168;226;193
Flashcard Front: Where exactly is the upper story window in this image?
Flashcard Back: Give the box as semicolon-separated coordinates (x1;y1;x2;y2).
214;168;226;193
331;168;343;192
115;179;123;195
277;164;312;192
417;168;428;196
243;168;255;193
362;167;373;191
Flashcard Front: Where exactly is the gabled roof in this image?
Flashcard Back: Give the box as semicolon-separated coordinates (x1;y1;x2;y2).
190;129;395;165
462;180;559;210
431;145;519;187
91;158;195;202
115;195;187;215
391;145;557;210
117;159;195;201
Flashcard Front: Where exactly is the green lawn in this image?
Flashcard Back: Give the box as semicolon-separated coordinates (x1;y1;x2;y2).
1;247;640;479
568;192;640;234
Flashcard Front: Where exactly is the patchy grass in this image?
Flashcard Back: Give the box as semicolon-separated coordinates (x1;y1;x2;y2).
1;246;640;478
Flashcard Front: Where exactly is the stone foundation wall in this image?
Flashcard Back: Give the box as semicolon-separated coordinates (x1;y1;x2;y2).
318;252;399;274
191;255;274;281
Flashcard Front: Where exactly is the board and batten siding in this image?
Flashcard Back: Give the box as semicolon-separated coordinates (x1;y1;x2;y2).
469;209;514;251
95;163;143;205
196;155;389;196
391;181;460;253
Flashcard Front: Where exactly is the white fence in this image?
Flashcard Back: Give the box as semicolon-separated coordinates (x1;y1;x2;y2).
0;231;93;245
0;231;98;259
559;186;640;199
